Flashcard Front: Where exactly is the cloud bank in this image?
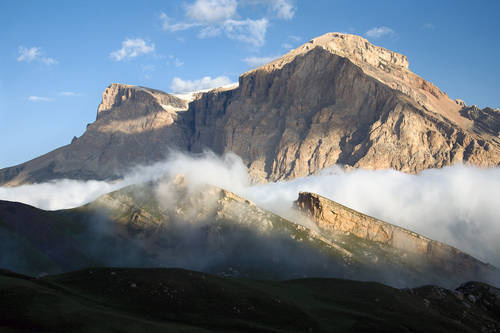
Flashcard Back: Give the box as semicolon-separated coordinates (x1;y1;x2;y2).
170;75;233;93
1;151;499;267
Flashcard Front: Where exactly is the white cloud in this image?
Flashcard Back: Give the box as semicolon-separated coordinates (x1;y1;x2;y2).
17;46;58;65
270;0;295;20
110;38;155;61
59;91;82;97
243;55;277;67
171;75;232;93
160;0;273;47
365;26;394;38
186;0;237;23
421;23;435;30
198;25;222;38
17;46;41;62
281;43;292;49
160;12;201;32
223;18;268;47
166;55;184;67
41;57;58;65
246;0;296;20
28;96;53;102
174;58;184;67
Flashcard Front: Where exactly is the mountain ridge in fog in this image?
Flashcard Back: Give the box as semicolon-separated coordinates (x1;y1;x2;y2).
1;174;498;289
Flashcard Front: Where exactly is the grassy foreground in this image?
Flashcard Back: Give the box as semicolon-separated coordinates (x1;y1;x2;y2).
1;267;499;332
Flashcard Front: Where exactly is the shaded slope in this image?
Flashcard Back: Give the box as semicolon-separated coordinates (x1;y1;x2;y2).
1;268;499;333
0;84;190;186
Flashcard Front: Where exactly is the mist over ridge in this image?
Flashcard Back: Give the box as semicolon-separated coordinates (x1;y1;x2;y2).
1;150;499;267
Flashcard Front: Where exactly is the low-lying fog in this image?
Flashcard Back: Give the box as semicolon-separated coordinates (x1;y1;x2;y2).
1;151;499;267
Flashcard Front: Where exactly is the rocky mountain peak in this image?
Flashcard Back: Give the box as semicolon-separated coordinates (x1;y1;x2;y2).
298;32;409;70
97;83;189;120
246;32;408;75
245;32;467;128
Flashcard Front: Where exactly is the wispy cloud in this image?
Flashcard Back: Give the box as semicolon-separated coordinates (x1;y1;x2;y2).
174;58;184;67
28;96;53;102
365;26;394;38
270;0;296;20
167;55;184;67
243;55;278;67
171;75;233;93
281;34;301;50
110;38;155;61
17;47;40;62
246;0;296;20
160;13;201;32
421;23;435;30
222;18;268;47
17;46;58;66
59;91;83;97
160;0;293;47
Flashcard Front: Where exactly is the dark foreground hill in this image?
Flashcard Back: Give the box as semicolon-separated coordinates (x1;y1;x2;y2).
1;267;499;333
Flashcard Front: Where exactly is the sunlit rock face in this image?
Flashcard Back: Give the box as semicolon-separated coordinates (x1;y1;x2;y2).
294;191;498;286
187;33;500;182
1;33;500;186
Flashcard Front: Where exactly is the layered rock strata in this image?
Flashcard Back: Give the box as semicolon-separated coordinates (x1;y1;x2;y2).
294;192;495;278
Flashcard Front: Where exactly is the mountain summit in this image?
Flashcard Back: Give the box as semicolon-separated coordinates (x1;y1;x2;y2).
1;33;499;185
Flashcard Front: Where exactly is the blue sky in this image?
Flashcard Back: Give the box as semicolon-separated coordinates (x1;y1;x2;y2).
1;0;499;168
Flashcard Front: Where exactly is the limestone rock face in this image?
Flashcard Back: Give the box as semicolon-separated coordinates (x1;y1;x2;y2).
1;33;500;185
187;42;500;181
294;192;496;280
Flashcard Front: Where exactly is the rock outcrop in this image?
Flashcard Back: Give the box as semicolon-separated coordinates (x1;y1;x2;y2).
1;33;500;185
294;192;496;282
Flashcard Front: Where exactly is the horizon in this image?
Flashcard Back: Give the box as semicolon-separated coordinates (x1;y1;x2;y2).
1;0;500;168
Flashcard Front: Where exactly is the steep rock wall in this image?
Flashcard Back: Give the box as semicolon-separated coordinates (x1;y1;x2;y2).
294;192;494;276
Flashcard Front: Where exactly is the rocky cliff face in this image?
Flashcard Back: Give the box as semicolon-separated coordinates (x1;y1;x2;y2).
294;192;496;282
1;33;499;185
187;34;500;181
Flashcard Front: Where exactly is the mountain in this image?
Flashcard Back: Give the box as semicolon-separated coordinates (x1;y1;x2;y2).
1;32;499;186
1;268;499;333
0;177;497;288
